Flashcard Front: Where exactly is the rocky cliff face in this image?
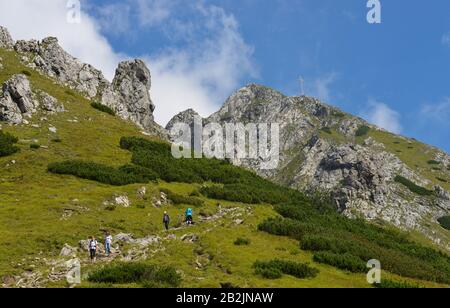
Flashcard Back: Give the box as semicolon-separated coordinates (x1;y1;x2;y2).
168;84;450;248
0;26;165;137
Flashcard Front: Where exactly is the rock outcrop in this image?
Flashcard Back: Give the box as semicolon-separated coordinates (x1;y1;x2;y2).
166;108;201;133
0;74;37;124
0;26;14;49
0;26;165;136
0;74;65;124
15;37;108;98
101;60;158;133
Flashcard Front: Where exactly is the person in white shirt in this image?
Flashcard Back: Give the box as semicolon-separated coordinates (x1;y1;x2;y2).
105;232;113;257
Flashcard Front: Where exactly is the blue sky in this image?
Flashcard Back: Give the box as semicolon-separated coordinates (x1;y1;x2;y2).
1;0;449;152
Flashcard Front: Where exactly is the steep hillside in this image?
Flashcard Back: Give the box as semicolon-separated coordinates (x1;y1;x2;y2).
168;84;450;249
0;27;449;289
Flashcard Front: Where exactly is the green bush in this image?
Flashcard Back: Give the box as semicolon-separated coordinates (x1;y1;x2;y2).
48;160;157;186
91;102;116;116
104;205;116;211
374;279;421;289
51;138;62;143
234;238;251;246
160;188;204;206
65;89;76;97
30;144;40;150
355;125;370;137
437;216;450;231
21;70;32;77
255;267;282;279
0;131;19;157
254;260;318;280
427;160;441;165
321;127;332;134
394;175;433;196
88;262;181;287
313;252;366;273
189;189;201;197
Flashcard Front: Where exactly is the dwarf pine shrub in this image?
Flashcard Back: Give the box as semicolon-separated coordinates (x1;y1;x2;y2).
160;188;204;206
88;262;181;287
438;216;450;231
394;175;433;196
355;125;370;137
91;102;115;116
234;238;251;246
254;260;318;279
0;131;19;157
48;160;157;186
313;252;366;273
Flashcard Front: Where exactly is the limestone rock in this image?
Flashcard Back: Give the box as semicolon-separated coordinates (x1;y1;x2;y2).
102;60;156;131
0;74;37;124
60;244;77;257
181;234;199;243
0;26;14;49
166;109;202;132
3;26;166;137
38;91;64;113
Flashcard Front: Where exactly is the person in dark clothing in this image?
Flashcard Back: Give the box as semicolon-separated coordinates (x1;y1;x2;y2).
163;211;170;231
89;236;97;262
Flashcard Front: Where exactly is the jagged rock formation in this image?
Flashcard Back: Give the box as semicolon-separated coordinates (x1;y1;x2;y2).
0;26;165;137
166;108;201;133
101;60;158;133
0;74;64;124
168;84;450;248
38;91;64;113
0;26;14;49
14;37;108;98
0;74;37;124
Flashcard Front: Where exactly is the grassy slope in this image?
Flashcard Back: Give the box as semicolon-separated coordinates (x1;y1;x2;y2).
0;49;447;288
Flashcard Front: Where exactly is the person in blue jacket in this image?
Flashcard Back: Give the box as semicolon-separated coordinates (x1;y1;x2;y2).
185;208;193;225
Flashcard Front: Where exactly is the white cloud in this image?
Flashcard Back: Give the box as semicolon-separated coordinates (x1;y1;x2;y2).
442;33;450;46
136;0;173;27
0;0;257;127
306;73;337;102
0;0;124;80
137;2;258;125
421;99;450;122
361;100;402;134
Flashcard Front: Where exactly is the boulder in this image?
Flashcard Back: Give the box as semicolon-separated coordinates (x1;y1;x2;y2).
181;234;199;243
115;233;134;243
39;91;64;113
60;244;77;257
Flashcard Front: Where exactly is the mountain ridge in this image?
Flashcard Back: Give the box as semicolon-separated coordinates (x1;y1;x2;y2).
167;84;450;249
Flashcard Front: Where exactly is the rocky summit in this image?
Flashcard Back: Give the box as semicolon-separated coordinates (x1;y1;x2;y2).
168;84;450;249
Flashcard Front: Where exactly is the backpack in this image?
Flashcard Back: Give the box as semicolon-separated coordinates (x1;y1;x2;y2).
89;240;97;250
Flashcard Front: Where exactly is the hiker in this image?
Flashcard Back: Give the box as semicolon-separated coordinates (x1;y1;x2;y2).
105;232;113;256
89;236;98;262
163;211;170;231
185;208;193;225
